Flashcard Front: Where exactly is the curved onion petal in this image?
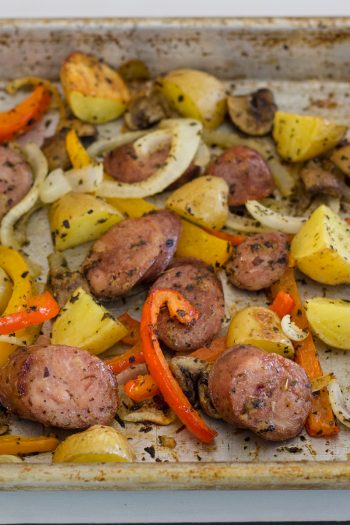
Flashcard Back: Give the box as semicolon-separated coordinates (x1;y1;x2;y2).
0;143;48;249
281;315;308;341
87;130;146;158
226;212;268;233
245;200;307;234
39;164;104;204
0;334;30;346
328;380;350;429
194;141;211;171
311;372;335;393
96;119;202;198
133;129;171;157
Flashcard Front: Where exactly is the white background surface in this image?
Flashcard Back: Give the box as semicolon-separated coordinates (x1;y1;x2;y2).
1;1;350;523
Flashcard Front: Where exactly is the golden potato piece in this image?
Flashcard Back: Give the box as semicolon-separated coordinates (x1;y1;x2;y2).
227;306;294;359
166;176;229;229
51;287;128;355
53;425;135;463
50;192;123;251
291;204;350;285
60;52;130;123
305;297;350;350
330;142;350;177
273;111;347;162
157;69;226;129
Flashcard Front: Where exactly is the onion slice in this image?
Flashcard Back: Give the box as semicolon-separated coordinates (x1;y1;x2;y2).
39;164;103;204
311;372;336;393
281;314;308;341
226;212;268;233
0;143;48;249
96;119;202;198
245;200;307;234
133;129;171;157
328;379;350;429
87;130;147;158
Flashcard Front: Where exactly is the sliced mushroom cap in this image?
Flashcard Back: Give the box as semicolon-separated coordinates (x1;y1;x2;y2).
300;159;341;197
227;88;277;136
125;93;169;130
197;369;221;420
169;355;207;407
48;252;90;307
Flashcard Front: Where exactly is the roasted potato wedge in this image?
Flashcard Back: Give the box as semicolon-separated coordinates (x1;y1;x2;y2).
291;204;350;285
50;192;123;251
51;287;128;355
227;306;295;358
156;69;226;129
330;142;350;177
166;176;229;229
305;297;350;350
273;111;347;162
60;52;130;124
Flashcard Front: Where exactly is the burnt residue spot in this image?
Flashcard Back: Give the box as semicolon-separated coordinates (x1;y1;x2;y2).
21;271;29;279
43;367;50;378
144;445;155;458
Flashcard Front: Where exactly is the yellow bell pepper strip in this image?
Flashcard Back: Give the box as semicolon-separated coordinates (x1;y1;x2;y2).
0;434;58;455
65;128;93;169
140;288;217;444
0;85;51;143
107;197;156;218
124;374;160;402
105;341;145;375
0;291;59;335
0;247;33;365
271;268;339;437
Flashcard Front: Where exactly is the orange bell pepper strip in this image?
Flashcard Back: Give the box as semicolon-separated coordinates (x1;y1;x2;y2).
0;85;51;143
105;341;145;375
117;313;140;345
140;288;217;444
201;227;247;246
271;268;339;437
124;374;160;402
0;434;58;455
269;290;295;319
0;291;60;335
191;336;227;363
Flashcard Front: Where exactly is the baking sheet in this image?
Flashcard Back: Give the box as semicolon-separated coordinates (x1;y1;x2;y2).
1;18;350;489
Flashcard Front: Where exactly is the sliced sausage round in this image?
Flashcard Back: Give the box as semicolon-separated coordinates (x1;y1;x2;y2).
0;345;118;429
83;210;181;298
206;145;274;207
208;344;312;441
150;258;225;352
226;231;289;291
0;146;33;220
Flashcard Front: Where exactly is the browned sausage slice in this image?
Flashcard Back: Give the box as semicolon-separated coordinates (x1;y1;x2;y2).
0;146;33;220
206;145;274;207
0;345;118;429
208;344;312;441
84;210;181;298
150;258;225;352
226;232;289;291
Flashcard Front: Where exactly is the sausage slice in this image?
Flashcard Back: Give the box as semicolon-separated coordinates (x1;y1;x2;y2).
150;258;225;352
208;344;312;441
206;145;274;207
84;210;181;298
226;232;289;291
0;345;118;429
0;146;33;220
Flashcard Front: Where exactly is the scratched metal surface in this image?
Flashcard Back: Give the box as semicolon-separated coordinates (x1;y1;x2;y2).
1;18;350;489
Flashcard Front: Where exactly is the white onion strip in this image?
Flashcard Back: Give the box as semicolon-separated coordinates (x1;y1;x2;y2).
0;143;48;249
133;129;171;158
245;200;307;234
96;119;202;198
281;315;308;341
328;380;350;429
0;334;29;346
226;212;268;233
311;372;336;393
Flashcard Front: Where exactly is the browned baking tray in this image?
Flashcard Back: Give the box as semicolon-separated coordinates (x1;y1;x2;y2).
1;17;350;490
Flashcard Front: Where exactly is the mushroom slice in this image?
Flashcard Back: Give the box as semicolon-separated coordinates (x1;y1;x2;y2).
125;93;169;130
48;252;89;307
116;391;176;425
300;160;341;197
197;369;221;420
0;405;9;436
227;88;277;136
169;356;207;407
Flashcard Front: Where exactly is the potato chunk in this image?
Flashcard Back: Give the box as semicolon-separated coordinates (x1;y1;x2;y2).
156;69;226;129
50;192;123;251
60;52;130;123
291;204;350;285
227;306;294;358
166;176;229;229
273;111;347;162
51;287;128;355
305;297;350;350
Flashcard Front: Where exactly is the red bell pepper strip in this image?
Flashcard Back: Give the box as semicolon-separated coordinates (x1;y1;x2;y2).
124;374;160;402
140;288;217;444
190;336;227;363
0;291;60;335
105;341;145;375
117;312;140;345
0;85;51;143
270;290;295;319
